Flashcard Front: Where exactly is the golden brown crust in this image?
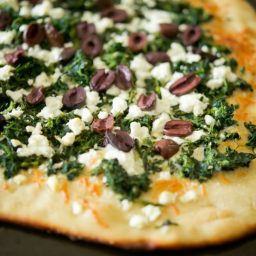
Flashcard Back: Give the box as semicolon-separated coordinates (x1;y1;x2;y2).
1;0;256;250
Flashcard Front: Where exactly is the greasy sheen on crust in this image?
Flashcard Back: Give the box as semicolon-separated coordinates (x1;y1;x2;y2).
1;0;256;250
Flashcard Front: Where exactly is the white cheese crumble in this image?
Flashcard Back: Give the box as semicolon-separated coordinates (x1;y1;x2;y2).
11;139;22;148
111;94;128;116
207;65;237;90
31;0;65;19
93;57;108;70
120;199;132;211
98;111;109;120
46;175;60;192
71;201;83;215
17;123;54;158
85;87;100;113
111;32;129;47
141;205;161;222
67;118;85;136
27;45;63;66
163;136;184;145
179;93;208;116
82;12;113;34
78;149;102;169
6;89;29;102
186;52;201;63
0;0;18;10
180;190;198;203
168;43;186;63
151;63;172;83
130;122;149;142
106;86;123;96
96;17;114;34
0;31;16;44
158;191;177;205
34;72;52;88
158;171;171;180
5;107;24;119
151;113;170;138
192;146;205;161
0;65;14;81
154;88;179;115
129;214;147;229
142;9;172;33
19;2;31;17
13;174;27;185
74;107;93;123
60;132;76;146
126;105;144;119
186;130;206;142
205;115;215;126
104;144;144;176
130;54;153;87
37;96;63;119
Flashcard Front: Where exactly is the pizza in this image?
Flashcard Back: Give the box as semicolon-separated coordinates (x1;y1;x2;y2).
0;0;256;250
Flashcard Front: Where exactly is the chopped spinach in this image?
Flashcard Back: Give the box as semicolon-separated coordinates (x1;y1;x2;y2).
101;42;134;69
92;159;150;200
64;50;94;85
245;122;256;148
47;159;83;181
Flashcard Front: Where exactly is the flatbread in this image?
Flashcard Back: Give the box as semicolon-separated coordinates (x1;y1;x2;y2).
0;0;256;250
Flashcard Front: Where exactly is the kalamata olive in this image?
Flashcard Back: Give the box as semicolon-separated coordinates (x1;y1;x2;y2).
145;52;170;65
0;11;12;30
101;7;128;23
0;114;6;131
76;22;96;39
137;93;156;111
192;48;217;62
169;74;201;96
26;87;45;105
154;139;180;159
81;34;103;58
92;115;114;133
62;86;86;109
4;47;24;66
164;120;193;137
115;65;133;90
59;47;76;64
181;25;202;46
96;0;113;10
28;0;42;4
128;32;148;53
159;23;179;38
90;69;115;92
23;23;45;46
45;23;64;47
105;130;135;152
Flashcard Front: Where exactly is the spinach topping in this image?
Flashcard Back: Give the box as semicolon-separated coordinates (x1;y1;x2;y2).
92;159;150;200
245;122;256;148
0;0;254;202
64;50;95;86
175;142;255;181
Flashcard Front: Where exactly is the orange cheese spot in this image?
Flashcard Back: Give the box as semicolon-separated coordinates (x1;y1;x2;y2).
200;184;207;196
217;173;231;185
2;182;10;191
170;205;180;216
151;178;185;200
91;182;102;197
83;200;109;228
61;180;70;203
30;169;43;186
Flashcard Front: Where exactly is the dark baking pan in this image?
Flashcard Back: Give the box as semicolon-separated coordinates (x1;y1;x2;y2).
1;1;256;255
